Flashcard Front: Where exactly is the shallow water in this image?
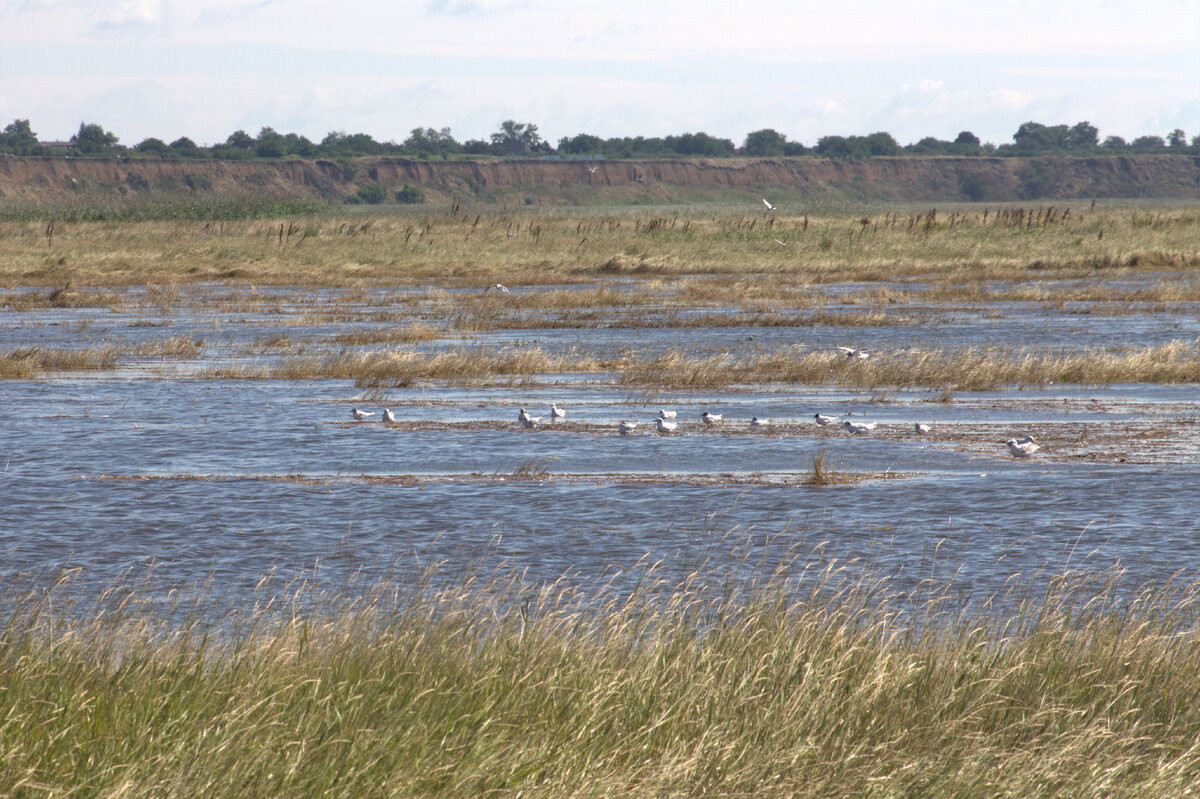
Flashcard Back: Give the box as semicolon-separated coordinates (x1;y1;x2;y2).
1;281;1198;607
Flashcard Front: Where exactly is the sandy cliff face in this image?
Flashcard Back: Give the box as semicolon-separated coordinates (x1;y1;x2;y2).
1;155;1197;206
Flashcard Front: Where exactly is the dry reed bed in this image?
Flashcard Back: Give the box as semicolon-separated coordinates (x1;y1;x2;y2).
218;341;1200;390
326;321;442;346
449;308;922;334
0;338;205;378
3;559;1200;797
3;206;1198;288
0;345;122;378
203;346;601;384
619;341;1200;390
7;340;1200;389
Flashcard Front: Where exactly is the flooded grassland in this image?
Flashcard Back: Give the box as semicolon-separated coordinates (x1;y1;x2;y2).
2;203;1197;597
2;203;1200;797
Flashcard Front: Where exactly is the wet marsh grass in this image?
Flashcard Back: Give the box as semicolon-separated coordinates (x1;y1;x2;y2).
327;321;442;346
204;346;603;385
6;203;1199;387
0;338;205;378
0;285;124;310
4;558;1200;797
8;339;1199;389
619;341;1200;391
803;449;839;485
0;345;123;377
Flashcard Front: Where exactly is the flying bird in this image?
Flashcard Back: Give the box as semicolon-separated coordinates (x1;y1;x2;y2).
1005;436;1039;458
351;408;375;421
655;417;678;433
484;283;510;294
762;198;776;211
836;346;870;360
843;420;877;434
813;413;840;426
774;239;787;247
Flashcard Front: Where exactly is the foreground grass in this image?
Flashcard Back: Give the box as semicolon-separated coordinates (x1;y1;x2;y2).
3;559;1200;797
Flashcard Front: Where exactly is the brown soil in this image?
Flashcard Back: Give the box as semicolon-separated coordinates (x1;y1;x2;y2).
2;154;1198;206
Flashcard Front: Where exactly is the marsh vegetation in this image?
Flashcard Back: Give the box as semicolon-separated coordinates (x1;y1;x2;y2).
4;556;1200;797
3;204;1198;288
2;200;1199;796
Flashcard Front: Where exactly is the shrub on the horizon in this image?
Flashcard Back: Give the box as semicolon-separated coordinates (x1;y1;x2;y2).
354;182;388;204
395;184;424;204
959;173;989;201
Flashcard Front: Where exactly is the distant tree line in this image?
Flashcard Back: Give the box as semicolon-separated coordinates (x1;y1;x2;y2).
3;117;1197;160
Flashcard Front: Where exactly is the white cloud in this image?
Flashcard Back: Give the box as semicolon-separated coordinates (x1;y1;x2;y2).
425;0;531;15
93;0;163;26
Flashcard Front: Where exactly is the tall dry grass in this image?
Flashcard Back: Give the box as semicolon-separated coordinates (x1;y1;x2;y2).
204;346;602;385
9;340;1198;388
619;341;1200;390
3;555;1200;797
1;339;205;378
0;345;122;377
3;205;1198;289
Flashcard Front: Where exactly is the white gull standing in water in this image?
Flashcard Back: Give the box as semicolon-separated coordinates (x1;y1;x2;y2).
843;420;877;434
1005;436;1039;458
655;418;678;433
351;408;375;421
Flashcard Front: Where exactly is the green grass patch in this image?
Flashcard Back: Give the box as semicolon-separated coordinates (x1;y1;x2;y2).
0;195;331;222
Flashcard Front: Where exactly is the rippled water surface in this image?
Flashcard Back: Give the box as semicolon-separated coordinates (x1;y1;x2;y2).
2;282;1197;605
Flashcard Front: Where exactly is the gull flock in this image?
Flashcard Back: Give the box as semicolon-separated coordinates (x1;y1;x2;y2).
347;347;1041;459
349;403;1043;459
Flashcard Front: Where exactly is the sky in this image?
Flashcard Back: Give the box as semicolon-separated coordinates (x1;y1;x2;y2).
2;0;1198;149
